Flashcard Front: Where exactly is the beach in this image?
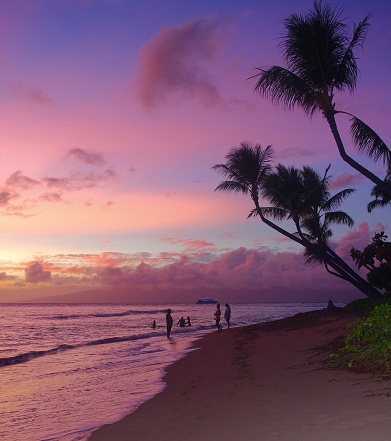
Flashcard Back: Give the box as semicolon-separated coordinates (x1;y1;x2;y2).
89;308;391;441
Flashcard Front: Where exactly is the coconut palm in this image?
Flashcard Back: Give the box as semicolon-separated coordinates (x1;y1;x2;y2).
253;1;391;198
213;143;382;299
367;176;391;213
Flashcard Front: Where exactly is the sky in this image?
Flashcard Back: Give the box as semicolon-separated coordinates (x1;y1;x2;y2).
0;0;390;303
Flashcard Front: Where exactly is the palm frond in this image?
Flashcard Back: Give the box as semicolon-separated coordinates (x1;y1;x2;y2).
349;116;391;167
258;206;290;221
367;179;391;212
253;66;318;115
214;180;249;194
324;211;354;227
367;198;390;213
321;188;355;211
333;14;371;91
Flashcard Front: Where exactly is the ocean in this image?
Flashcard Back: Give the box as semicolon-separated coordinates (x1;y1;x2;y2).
0;302;338;441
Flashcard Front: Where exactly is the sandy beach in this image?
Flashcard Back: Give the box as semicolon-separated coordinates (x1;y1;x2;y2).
88;308;391;441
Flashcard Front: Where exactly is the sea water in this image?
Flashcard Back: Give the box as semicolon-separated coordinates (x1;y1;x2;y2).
0;302;338;441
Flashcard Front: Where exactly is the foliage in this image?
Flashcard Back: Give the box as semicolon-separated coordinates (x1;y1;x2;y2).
213;143;382;299
253;1;391;198
333;305;391;377
350;231;391;290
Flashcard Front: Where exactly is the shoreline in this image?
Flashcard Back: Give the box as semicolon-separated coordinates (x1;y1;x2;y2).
88;308;391;441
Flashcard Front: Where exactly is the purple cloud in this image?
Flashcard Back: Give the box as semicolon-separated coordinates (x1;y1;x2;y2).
6;171;40;190
135;17;226;108
25;262;51;284
12;82;55;106
67;148;105;166
42;169;118;191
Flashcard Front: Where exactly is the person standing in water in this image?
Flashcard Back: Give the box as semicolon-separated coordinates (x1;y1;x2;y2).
214;303;222;331
224;303;231;329
166;309;173;338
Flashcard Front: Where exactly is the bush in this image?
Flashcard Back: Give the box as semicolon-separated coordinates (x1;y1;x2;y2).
341;304;391;375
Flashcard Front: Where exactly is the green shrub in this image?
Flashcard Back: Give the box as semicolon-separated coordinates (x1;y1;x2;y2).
341;304;391;375
345;304;391;354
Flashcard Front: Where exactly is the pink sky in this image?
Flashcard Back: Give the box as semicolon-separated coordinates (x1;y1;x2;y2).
0;0;390;303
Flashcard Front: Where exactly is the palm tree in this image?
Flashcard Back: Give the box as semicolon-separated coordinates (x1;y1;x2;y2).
253;1;391;198
213;143;382;299
367;176;391;213
261;163;382;298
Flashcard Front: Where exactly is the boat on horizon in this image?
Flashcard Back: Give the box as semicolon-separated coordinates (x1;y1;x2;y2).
196;298;218;304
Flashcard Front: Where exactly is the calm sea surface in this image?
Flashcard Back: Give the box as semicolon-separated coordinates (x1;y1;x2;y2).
0;302;340;441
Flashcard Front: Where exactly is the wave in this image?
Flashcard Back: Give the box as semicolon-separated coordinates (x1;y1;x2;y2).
51;309;163;320
0;332;163;368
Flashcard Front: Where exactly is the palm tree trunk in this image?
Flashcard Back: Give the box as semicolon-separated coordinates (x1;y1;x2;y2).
326;115;391;197
294;218;383;299
255;204;382;299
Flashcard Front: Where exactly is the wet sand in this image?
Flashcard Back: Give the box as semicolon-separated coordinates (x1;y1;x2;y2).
88;308;391;441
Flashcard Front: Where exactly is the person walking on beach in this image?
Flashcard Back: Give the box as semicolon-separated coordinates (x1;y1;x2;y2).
166;309;173;338
224;303;231;329
214;303;222;331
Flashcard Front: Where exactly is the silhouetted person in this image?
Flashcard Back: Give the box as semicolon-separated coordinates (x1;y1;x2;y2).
152;320;156;329
177;316;186;327
214;303;222;331
224;303;231;329
166;309;173;338
186;316;191;326
327;299;336;310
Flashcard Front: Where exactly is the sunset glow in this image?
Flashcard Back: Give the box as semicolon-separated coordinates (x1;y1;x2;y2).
0;0;390;302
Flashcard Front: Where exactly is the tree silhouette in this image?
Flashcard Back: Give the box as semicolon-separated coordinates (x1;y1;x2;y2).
253;1;391;199
213;142;382;299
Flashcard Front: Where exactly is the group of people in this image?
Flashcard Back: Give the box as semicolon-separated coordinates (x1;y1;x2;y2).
160;303;232;338
177;316;191;327
214;303;231;332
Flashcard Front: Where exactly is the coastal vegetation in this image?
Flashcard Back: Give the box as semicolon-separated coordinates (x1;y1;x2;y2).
214;2;390;299
213;143;382;299
327;302;391;378
213;2;391;377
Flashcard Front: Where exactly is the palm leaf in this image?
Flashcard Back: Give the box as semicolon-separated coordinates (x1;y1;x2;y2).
214;180;249;194
324;211;354;227
333;14;371;91
253;66;318;115
258;206;290;221
349;116;391;167
321;188;355;211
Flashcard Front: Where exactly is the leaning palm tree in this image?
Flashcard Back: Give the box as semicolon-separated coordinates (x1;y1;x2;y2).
261;163;381;298
253;1;391;198
213;142;382;299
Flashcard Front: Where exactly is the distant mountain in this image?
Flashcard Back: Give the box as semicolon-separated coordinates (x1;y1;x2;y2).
25;289;136;304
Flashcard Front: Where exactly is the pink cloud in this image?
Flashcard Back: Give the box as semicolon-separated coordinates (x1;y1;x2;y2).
42;169;117;191
0;191;14;206
66;148;105;166
39;192;66;203
161;237;216;249
25;261;51;284
135;16;226;108
11;82;55;106
84;247;360;302
330;172;366;190
221;232;239;240
334;222;386;260
6;171;40;190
